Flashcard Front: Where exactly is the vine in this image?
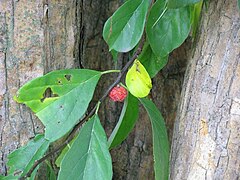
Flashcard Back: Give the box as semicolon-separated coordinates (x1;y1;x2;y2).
20;37;145;180
2;0;204;180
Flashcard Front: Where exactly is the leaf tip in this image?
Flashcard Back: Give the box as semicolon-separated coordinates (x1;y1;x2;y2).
13;94;20;103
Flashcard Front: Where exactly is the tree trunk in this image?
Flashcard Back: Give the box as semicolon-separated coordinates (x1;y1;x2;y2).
170;0;240;179
0;0;167;179
0;1;45;175
3;0;236;179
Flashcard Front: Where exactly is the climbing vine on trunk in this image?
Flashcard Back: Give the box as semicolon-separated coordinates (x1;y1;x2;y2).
2;0;204;179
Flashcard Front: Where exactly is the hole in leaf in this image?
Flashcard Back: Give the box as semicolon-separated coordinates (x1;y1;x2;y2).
29;136;34;140
58;79;63;85
41;87;59;102
59;105;63;109
64;74;72;81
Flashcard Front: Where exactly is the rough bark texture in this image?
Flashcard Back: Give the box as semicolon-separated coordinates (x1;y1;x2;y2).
0;0;187;179
170;0;240;179
0;1;45;175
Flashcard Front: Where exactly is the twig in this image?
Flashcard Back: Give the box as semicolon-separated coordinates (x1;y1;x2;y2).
20;37;145;180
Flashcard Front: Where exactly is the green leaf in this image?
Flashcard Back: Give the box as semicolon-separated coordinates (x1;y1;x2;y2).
126;60;152;98
55;136;77;168
58;115;112;180
15;69;101;142
108;94;139;149
103;0;149;52
168;0;201;8
238;0;240;10
7;134;50;179
2;170;38;180
146;0;191;58
0;175;20;180
191;1;203;39
46;161;57;180
138;41;169;78
140;98;169;180
110;50;118;64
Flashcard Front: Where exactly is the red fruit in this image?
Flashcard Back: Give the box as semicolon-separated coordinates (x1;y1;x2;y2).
109;85;128;102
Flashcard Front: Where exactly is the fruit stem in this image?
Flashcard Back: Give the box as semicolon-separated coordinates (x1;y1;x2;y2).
119;83;128;90
102;69;121;74
95;101;101;114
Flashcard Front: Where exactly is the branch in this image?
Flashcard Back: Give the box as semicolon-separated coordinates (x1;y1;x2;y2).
21;37;145;179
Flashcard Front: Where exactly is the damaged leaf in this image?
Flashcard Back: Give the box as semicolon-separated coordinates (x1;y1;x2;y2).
7;134;50;179
14;69;101;142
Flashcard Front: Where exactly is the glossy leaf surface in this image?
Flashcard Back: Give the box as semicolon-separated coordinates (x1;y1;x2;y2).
138;42;168;78
146;0;191;57
108;94;139;149
15;69;101;141
55;136;76;168
58;115;112;180
103;0;149;52
140;98;169;180
168;0;201;8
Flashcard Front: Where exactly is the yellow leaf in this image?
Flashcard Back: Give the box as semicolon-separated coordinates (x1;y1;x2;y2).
126;59;152;98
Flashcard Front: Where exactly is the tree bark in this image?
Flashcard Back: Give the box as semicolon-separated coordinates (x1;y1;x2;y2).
1;1;161;178
0;0;198;179
0;1;45;175
170;0;240;179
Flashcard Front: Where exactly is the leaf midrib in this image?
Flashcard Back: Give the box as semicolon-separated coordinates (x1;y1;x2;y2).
82;118;96;179
111;0;146;46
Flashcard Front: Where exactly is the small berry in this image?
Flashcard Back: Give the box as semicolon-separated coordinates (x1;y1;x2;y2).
109;85;128;102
